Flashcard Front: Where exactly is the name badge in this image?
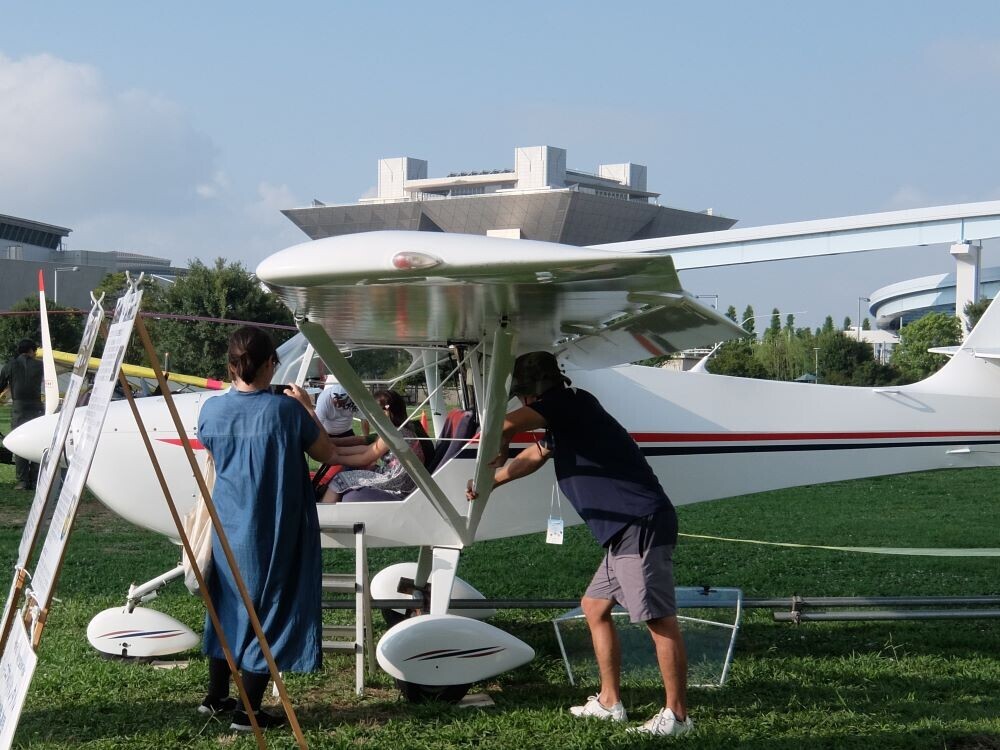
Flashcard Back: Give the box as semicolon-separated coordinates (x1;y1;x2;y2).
546;516;564;545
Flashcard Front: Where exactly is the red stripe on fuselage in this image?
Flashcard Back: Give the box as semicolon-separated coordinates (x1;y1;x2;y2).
156;438;205;450
511;430;1000;444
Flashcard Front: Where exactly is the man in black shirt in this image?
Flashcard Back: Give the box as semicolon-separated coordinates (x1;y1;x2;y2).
468;351;692;737
0;339;45;490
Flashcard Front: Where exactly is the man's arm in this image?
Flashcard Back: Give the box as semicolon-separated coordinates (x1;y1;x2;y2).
468;405;550;500
494;405;548;466
493;441;550;489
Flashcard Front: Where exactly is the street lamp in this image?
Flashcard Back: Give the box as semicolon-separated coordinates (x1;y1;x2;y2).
695;294;719;310
857;297;870;340
814;347;820;384
54;266;79;305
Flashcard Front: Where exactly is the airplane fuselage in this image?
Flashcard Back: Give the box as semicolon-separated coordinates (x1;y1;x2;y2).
11;356;999;550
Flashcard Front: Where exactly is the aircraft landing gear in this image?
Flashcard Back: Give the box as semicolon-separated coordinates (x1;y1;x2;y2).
395;679;471;704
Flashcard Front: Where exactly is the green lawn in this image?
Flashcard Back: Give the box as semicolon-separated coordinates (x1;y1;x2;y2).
1;451;998;748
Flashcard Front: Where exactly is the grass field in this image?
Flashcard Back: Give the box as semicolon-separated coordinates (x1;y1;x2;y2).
1;444;999;748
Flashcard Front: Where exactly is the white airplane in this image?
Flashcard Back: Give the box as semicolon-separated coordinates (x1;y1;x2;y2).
8;201;1000;702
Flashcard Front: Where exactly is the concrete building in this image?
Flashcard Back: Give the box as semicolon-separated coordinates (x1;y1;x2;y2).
868;267;1000;331
1;213;181;310
847;327;899;364
283;145;736;245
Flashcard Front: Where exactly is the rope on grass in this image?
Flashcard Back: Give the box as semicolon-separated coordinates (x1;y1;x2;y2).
678;532;1000;557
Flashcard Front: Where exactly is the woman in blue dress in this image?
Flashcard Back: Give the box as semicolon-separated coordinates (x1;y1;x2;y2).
196;326;338;731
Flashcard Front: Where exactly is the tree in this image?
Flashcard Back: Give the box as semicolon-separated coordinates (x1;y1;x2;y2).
92;273;171;363
766;308;781;339
94;272;168;311
0;297;84;358
707;339;768;378
862;318;871;330
891;312;961;383
816;330;875;385
725;305;737;322
822;316;835;334
741;305;755;337
785;313;795;332
151;259;295;379
843;316;852;332
963;298;992;332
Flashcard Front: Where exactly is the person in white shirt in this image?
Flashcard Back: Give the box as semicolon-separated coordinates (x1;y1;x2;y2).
314;376;356;438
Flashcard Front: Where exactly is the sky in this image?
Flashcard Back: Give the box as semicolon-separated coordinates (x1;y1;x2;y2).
2;1;999;329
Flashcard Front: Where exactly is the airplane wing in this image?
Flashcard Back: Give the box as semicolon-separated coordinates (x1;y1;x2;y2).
256;231;746;368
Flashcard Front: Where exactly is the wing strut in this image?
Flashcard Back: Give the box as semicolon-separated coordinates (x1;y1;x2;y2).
298;320;467;543
465;323;517;539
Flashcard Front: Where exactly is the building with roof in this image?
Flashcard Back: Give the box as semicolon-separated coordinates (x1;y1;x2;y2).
283;145;735;245
1;212;182;311
867;267;1000;331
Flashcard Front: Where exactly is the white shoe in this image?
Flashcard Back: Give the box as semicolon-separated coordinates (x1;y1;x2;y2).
627;707;694;736
569;695;627;722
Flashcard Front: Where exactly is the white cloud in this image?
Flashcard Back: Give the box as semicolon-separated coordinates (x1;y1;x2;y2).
0;51;305;270
247;181;298;225
885;185;930;210
196;170;231;199
0;52;216;218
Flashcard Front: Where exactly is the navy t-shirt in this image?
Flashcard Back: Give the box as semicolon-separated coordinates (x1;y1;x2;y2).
527;387;674;546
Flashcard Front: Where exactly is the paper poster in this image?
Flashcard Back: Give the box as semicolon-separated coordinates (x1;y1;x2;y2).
0;617;37;750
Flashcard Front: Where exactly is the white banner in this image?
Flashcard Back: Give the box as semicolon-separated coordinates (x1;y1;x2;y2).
0;616;37;750
0;575;19;652
29;284;143;608
17;301;106;568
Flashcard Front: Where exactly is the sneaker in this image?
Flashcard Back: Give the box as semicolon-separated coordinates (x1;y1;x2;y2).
230;709;287;732
569;695;627;722
197;696;237;715
627;707;694;737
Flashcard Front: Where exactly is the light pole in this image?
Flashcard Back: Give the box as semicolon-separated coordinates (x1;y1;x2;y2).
695;294;719;310
814;347;820;384
857;297;870;340
54;266;79;305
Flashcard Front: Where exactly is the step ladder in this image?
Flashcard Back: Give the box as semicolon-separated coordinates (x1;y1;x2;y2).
320;523;375;696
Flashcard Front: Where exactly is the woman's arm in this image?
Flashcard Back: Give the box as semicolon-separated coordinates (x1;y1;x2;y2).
287;384;341;465
336;438;388;468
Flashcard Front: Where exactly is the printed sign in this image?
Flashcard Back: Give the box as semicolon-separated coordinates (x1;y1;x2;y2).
30;285;143;608
17;301;106;568
0;617;37;750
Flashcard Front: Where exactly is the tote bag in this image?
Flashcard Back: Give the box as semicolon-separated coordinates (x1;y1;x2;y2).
182;453;216;594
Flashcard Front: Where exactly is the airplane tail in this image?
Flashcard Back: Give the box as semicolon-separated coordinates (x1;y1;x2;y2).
917;295;1000;394
37;271;59;414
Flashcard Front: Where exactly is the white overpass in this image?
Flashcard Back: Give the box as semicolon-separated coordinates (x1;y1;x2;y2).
593;200;1000;333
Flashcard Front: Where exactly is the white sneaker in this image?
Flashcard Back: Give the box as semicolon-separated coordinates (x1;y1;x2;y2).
569;695;627;722
627;707;694;737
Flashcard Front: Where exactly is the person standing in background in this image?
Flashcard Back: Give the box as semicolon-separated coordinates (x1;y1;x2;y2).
0;339;44;490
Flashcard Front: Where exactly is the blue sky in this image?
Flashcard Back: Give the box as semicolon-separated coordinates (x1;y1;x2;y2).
2;2;999;328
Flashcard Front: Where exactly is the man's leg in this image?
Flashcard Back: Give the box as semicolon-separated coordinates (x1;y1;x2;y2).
11;404;27;487
646;614;688;720
581;594;622;707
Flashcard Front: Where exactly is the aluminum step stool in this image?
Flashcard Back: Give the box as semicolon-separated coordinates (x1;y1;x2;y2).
320;523;375;696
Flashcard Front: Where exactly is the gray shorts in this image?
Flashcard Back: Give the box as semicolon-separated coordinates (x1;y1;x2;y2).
584;510;677;624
